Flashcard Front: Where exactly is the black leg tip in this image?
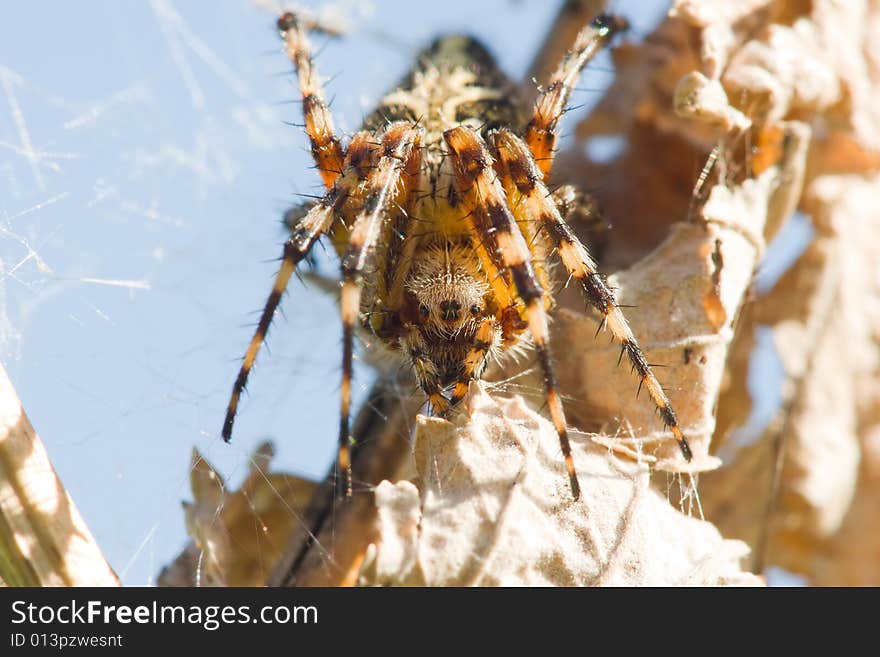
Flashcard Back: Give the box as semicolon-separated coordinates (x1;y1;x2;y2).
569;474;581;500
221;417;234;443
680;439;693;462
277;12;297;33
593;13;629;36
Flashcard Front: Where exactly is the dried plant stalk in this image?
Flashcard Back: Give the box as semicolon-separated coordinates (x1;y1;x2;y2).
702;173;880;579
690;1;880;583
0;363;119;586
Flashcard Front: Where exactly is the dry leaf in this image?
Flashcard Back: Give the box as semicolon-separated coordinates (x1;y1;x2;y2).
159;442;317;586
692;0;880;582
360;384;761;586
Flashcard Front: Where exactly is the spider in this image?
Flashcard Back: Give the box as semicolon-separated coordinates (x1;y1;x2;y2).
222;7;692;499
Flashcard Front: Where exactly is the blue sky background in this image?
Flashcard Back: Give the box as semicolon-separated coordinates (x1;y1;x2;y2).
1;0;808;586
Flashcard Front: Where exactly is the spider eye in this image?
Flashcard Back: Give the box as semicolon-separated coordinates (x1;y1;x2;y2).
419;303;430;317
469;304;481;315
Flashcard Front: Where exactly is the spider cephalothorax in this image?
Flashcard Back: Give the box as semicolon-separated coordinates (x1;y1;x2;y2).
222;10;692;499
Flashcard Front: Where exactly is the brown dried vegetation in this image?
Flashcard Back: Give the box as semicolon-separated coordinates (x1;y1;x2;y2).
161;0;880;587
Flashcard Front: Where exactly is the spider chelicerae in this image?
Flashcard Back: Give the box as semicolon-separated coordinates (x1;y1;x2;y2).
222;8;693;499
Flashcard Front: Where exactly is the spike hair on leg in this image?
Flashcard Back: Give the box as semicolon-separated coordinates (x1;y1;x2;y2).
337;122;424;497
223;132;377;445
492;128;693;462
277;11;346;190
524;13;628;181
444;125;582;499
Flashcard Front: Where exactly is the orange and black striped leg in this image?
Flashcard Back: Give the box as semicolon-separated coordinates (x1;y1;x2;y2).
426;384;451;415
375;137;425;319
277;11;346;190
223;132;375;444
444;125;581;500
492;129;692;461
338;122;423;498
523;13;627;182
449;317;497;406
223;190;343;443
402;333;450;414
406;346;448;414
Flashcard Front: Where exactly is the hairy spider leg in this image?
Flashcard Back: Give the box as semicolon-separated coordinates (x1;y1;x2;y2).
369;133;425;338
222;132;376;444
524;13;627;182
339;122;424;497
448;316;498;406
278;12;346;190
492;129;692;461
444;126;581;499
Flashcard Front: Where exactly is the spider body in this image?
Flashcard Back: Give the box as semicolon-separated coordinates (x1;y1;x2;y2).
359;37;525;401
223;10;692;499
